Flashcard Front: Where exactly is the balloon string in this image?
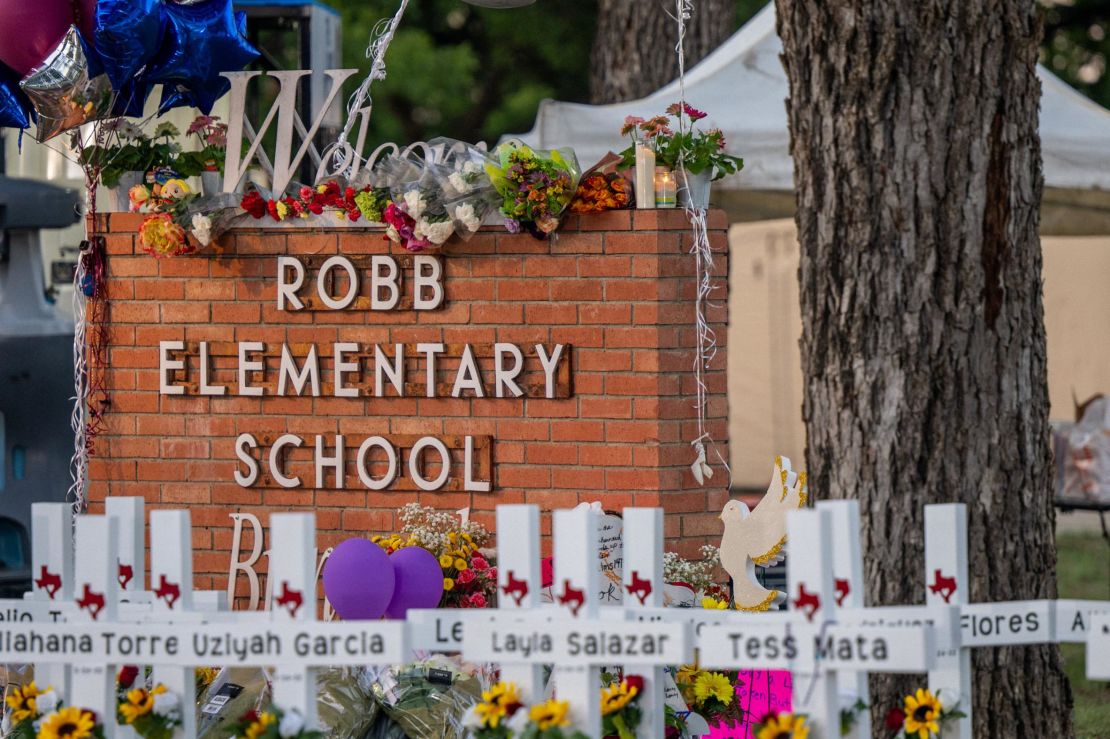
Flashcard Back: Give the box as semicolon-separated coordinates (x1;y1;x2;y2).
672;0;730;488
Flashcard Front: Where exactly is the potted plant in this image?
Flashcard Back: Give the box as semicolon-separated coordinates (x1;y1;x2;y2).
618;103;743;209
79;121;184;212
177;114;229;195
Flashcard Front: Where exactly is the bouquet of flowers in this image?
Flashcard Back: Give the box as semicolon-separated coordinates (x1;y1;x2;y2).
228;708;322;739
373;503;496;608
672;665;746;729
369;657;484;739
118;684;182;739
569;171;631;214
462;682;589;739
486;140;580;238
79;120;183;188
617;103;743;181
600;676;644;739
662;544;723;596
3;682;105;739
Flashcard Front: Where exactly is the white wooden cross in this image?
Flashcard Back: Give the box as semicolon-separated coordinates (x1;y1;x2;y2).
70;514;121;735
267;513;319;724
29;503;73;694
621;507;666;739
107;496;144;598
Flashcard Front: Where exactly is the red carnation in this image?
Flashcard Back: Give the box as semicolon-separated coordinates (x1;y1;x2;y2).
467;592;487;608
885;707;906;730
471;555;489;571
240;191;266;219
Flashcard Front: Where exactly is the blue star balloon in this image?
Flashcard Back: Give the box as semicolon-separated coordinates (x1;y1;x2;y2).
144;0;258;114
111;78;152;118
0;60;32;129
94;0;166;90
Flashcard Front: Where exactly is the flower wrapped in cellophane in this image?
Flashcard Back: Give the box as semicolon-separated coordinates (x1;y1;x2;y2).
486;139;581;239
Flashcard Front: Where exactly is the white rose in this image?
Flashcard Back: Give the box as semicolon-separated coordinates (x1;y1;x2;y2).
463;161;483;175
453;203;480;232
506;708;530;734
424;220;455;245
191;213;213;247
460;705;483;730
152;691;180;718
403;190;426;219
278;709;305;738
36;690;59;715
448;172;471;194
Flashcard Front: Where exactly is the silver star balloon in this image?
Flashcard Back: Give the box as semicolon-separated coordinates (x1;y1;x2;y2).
20;26;115;142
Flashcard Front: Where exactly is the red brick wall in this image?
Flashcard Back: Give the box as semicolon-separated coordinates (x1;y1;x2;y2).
89;209;730;595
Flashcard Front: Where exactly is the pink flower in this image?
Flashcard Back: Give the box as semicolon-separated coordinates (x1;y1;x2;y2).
457;569;476;585
468;592;487;608
187;115;214;136
620;115;645;136
683;103;707;121
471;556;489;571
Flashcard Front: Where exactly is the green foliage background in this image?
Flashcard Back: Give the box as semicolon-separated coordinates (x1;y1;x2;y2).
328;0;1106;151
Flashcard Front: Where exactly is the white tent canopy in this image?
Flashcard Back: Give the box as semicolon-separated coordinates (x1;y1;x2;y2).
514;3;1110;192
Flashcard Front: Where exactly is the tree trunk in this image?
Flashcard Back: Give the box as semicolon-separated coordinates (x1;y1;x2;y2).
774;1;1074;735
590;0;734;103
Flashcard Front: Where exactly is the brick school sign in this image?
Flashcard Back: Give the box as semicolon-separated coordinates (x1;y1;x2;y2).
88;209;729;594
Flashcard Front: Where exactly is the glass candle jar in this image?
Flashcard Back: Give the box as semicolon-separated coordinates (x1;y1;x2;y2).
654;167;677;208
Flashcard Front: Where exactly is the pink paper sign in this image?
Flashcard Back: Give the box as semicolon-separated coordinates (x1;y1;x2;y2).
708;670;792;738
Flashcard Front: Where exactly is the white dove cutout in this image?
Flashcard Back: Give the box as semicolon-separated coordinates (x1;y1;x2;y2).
718;456;808;611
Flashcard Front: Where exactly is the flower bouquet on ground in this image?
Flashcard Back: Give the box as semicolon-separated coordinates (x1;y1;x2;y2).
885;688;965;739
369;656;484;739
373;503;496;608
228;708;321;739
486;140;580;239
618;103;743;182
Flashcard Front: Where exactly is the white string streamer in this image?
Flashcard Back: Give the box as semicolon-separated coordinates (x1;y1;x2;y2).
320;0;411;180
68;244;89;514
672;0;730;486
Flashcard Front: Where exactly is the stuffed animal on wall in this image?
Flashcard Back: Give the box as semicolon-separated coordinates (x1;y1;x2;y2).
718;456;807;611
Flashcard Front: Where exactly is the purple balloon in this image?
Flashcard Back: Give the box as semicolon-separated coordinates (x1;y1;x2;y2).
385;547;445;619
323;538;395;620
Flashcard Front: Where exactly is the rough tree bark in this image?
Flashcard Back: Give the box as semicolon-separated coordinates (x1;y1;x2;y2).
773;1;1074;735
590;0;733;103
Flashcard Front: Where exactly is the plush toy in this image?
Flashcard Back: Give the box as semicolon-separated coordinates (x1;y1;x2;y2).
160;178;191;200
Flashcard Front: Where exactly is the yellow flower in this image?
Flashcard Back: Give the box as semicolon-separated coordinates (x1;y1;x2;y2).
756;712;809;739
37;706;96;739
454;558;468;570
701;596;729;610
5;681;41;723
244;712;277;739
693;672;733;705
473;684;519;730
529;699;571;730
904;688;942;739
439;554;454;569
139;213;187;257
600;680;638;716
443;578;455;591
274;201;290;220
119;684;166;723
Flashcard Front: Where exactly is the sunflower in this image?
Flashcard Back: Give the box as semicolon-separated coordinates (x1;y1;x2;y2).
529;699;571;730
474;700;506;728
119;684;166;724
903;688;942;738
38;706;97;739
243;711;277;739
701;596;729;610
600;680;639;716
5;681;41;723
693;672;734;705
756;712;809;739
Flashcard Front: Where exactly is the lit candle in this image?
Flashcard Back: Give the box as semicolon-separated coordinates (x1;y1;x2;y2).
654;167;676;208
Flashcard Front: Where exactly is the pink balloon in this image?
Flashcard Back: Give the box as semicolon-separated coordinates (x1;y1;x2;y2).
0;0;79;76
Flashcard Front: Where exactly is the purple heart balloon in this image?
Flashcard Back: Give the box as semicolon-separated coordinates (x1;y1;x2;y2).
322;538;395;620
385;546;445;619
